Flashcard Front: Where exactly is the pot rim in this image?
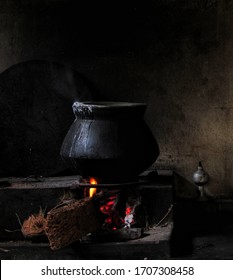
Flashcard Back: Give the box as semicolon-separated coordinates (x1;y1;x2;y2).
73;101;147;108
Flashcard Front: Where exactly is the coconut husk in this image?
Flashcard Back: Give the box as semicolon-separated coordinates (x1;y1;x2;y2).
45;197;101;250
21;209;46;237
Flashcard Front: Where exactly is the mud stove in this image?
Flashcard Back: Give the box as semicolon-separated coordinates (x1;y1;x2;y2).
0;170;173;260
0;101;175;259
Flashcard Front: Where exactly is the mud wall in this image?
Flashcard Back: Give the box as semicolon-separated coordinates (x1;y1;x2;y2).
1;0;233;196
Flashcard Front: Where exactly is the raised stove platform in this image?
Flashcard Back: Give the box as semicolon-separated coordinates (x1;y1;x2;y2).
0;171;174;259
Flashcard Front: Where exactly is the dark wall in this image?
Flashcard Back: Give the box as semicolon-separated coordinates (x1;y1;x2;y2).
1;0;233;196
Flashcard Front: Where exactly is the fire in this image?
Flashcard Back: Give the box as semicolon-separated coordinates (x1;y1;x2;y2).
90;177;98;185
89;188;97;197
89;177;97;197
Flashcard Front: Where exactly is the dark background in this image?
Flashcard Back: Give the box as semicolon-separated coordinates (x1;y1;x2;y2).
0;0;233;197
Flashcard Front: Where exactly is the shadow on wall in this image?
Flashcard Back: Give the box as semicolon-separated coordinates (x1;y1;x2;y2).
0;60;96;177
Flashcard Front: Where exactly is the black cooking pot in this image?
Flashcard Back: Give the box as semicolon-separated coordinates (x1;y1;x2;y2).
60;101;159;182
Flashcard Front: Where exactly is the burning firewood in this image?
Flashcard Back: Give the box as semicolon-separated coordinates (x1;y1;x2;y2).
45;197;101;250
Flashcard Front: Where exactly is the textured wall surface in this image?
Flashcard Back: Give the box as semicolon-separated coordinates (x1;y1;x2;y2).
1;0;233;196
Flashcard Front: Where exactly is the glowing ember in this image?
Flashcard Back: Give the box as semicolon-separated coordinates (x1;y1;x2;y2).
84;179;143;230
125;207;131;216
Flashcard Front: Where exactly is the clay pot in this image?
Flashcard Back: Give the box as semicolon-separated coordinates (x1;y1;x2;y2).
60;101;159;182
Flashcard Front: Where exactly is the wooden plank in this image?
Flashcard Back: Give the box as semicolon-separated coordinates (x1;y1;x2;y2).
0;175;81;189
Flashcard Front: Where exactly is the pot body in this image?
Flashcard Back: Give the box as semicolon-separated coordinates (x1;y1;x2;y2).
60;101;159;182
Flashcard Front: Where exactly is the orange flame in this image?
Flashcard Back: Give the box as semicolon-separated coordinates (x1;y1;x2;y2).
90;178;98;185
89;188;97;197
89;177;97;197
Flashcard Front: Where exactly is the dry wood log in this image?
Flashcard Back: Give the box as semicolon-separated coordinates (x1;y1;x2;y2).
45;197;101;250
